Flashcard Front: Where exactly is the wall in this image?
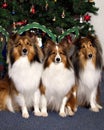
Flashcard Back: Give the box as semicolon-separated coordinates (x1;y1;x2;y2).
90;0;104;66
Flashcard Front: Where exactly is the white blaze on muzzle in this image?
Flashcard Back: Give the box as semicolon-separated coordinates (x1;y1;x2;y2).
55;46;61;63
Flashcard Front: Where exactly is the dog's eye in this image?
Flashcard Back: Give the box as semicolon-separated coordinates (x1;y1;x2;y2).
90;44;92;47
60;52;64;55
81;45;85;48
51;52;55;55
26;42;31;46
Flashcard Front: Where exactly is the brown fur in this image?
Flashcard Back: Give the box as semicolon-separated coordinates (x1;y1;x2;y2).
66;85;78;113
0;75;19;111
39;80;46;95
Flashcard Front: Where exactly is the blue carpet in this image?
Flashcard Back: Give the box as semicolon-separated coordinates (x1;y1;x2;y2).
0;72;104;130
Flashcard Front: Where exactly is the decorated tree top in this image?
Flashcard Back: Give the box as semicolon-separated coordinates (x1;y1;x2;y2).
0;0;98;36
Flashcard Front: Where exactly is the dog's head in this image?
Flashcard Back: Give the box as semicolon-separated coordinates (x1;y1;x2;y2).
43;38;73;68
7;33;44;65
72;35;102;71
79;37;97;63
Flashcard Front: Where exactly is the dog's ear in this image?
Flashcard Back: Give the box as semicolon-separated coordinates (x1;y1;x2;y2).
34;44;44;63
59;37;71;49
59;37;75;57
25;31;39;45
87;34;102;53
43;39;55;55
8;33;20;45
44;39;55;48
7;33;20;64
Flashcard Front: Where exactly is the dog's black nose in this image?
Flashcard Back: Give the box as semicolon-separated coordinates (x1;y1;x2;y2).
22;48;28;55
56;58;60;62
23;48;27;53
88;54;92;58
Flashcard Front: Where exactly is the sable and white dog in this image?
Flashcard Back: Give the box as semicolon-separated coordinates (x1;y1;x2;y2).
39;39;77;117
72;35;103;112
7;33;44;118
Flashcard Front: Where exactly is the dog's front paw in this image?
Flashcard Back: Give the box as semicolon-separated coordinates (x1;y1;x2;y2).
59;112;66;117
90;107;99;112
97;104;103;109
22;112;29;119
41;112;48;117
67;110;75;116
34;111;42;116
66;106;75;116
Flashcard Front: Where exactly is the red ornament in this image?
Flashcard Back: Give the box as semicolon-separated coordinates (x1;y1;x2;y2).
30;5;36;14
66;35;72;44
84;14;91;22
13;20;27;27
2;2;8;8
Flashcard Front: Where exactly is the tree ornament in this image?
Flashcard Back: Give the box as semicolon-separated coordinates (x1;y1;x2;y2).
61;10;65;18
80;15;83;23
30;5;36;14
66;35;72;43
88;0;94;2
52;16;56;21
45;1;48;10
2;1;8;9
84;14;91;22
14;20;27;26
12;9;16;15
54;0;57;2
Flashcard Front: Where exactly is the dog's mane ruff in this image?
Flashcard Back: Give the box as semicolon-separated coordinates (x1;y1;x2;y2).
71;37;82;79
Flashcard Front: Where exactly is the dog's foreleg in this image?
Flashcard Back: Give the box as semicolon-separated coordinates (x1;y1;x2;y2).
40;94;48;117
15;93;29;118
90;88;100;112
6;95;14;112
33;89;41;116
59;96;68;117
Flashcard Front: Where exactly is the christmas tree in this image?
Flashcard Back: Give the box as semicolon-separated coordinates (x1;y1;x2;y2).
0;0;98;36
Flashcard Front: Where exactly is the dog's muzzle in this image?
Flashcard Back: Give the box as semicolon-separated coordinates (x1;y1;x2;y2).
22;48;28;56
55;56;61;63
88;53;92;59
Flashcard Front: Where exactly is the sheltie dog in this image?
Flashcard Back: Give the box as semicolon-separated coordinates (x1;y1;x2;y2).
39;38;77;117
72;35;103;112
7;33;44;118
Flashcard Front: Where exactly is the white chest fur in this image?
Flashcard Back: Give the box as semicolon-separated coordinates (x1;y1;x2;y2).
78;60;101;103
79;61;101;89
9;57;43;93
42;62;75;111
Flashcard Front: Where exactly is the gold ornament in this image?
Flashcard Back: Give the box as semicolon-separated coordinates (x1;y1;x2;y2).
61;10;65;18
54;0;57;2
45;1;48;10
52;16;56;21
88;0;94;2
